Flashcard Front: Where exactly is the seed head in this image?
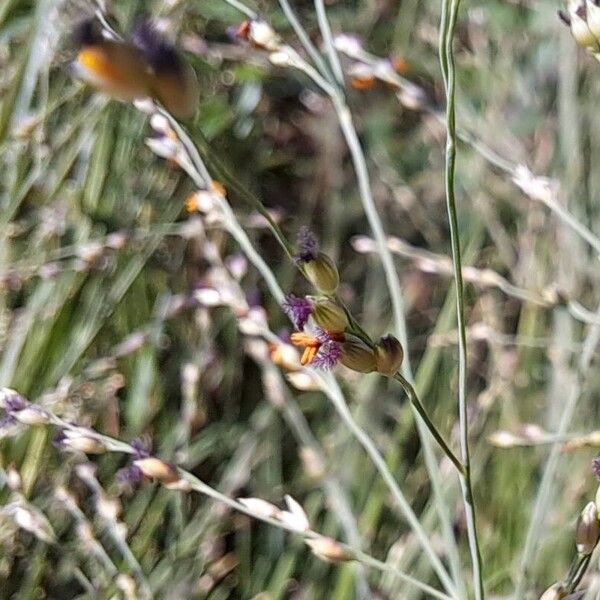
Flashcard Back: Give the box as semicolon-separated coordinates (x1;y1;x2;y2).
238;497;280;519
340;337;377;373
576;501;600;555
56;430;107;454
13;406;50;426
248;19;281;51
587;0;600;39
294;228;340;294
278;495;310;532
303;254;340;295
374;334;404;376
566;1;600;50
538;583;566;600
3;392;28;413
305;537;355;563
133;457;180;485
312;300;349;333
9;503;56;544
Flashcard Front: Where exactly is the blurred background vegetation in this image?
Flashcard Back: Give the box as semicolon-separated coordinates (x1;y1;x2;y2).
2;0;600;598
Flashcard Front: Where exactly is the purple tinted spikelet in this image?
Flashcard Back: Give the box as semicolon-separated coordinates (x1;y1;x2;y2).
283;294;314;330
116;464;144;494
0;415;18;435
593;457;600;479
295;227;319;263
131;436;152;458
4;393;28;414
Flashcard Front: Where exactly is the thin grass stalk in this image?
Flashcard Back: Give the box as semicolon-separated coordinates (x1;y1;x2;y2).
220;0;257;19
332;40;600;263
330;86;467;596
395;373;463;475
193;228;370;596
439;1;484;598
313;0;344;85
277;0;332;81
256;360;370;598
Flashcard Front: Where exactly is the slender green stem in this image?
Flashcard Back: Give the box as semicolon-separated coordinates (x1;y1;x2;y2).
278;0;333;82
394;373;464;475
313;0;344;86
439;1;484;598
269;2;466;593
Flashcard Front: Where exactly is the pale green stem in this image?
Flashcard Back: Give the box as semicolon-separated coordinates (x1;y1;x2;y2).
440;0;484;598
395;373;464;475
267;2;467;592
313;0;344;85
220;0;257;18
278;0;332;81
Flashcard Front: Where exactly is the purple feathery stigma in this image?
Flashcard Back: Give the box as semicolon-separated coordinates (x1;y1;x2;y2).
295;226;319;263
311;341;343;370
283;294;314;330
593;457;600;479
316;328;333;342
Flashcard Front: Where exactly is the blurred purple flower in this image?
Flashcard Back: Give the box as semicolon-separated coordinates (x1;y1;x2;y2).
593;457;600;479
246;289;263;308
52;431;67;449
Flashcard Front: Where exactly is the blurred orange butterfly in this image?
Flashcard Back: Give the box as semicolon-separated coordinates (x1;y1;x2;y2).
72;18;199;119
